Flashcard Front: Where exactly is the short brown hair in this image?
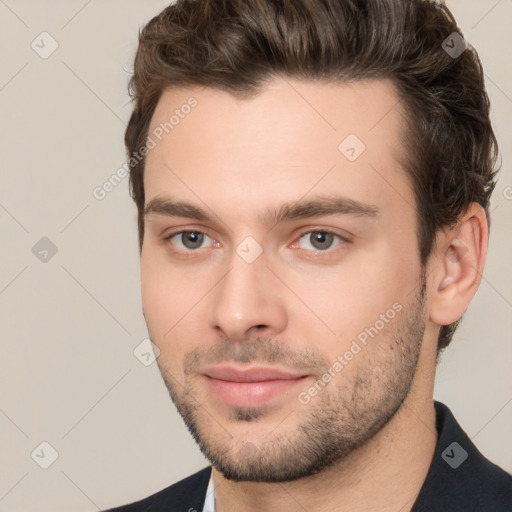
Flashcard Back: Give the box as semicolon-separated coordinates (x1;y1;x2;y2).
125;0;499;353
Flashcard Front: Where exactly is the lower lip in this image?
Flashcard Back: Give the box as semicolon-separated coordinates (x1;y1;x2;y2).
205;376;308;408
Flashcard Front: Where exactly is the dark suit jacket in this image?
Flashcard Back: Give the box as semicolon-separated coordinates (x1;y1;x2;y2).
103;401;512;511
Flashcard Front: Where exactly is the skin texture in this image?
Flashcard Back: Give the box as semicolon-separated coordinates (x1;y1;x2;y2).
140;77;488;511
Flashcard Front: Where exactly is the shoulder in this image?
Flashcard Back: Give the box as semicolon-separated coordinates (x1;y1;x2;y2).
102;466;212;512
412;402;512;511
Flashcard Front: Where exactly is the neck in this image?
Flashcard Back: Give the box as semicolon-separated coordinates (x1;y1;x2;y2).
212;353;438;512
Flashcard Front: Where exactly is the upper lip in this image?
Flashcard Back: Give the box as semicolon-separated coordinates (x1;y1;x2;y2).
202;365;308;383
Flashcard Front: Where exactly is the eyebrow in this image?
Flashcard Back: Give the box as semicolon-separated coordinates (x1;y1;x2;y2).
144;194;379;226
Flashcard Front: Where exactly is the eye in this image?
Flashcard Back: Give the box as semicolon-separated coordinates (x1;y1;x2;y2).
162;228;349;255
294;230;347;252
163;230;214;251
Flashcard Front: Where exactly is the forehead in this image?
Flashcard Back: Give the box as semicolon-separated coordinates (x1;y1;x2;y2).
147;77;406;148
143;77;413;222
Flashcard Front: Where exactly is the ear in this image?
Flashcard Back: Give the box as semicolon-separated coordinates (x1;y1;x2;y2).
429;203;489;327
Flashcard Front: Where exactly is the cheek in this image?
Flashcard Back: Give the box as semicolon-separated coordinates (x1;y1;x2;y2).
141;270;188;376
140;252;213;367
284;245;415;354
141;254;185;340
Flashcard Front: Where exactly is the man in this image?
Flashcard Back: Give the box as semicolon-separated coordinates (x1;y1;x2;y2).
105;0;512;510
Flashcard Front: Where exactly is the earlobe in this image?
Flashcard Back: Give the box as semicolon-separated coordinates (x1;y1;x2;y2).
429;204;488;327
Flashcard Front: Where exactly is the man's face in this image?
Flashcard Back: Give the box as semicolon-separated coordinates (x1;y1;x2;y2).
141;78;429;482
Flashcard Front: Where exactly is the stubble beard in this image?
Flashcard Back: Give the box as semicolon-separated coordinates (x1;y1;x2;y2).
155;279;427;483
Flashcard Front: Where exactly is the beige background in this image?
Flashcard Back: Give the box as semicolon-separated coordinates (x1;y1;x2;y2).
0;0;510;510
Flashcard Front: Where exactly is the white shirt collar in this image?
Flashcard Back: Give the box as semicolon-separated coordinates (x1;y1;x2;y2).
202;470;216;512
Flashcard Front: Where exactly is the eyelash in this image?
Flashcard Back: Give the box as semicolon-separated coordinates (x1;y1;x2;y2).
162;228;350;256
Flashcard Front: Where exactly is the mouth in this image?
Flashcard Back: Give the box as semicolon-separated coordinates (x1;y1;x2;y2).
201;365;310;408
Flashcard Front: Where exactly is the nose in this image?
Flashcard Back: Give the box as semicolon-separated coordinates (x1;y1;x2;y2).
210;249;287;342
